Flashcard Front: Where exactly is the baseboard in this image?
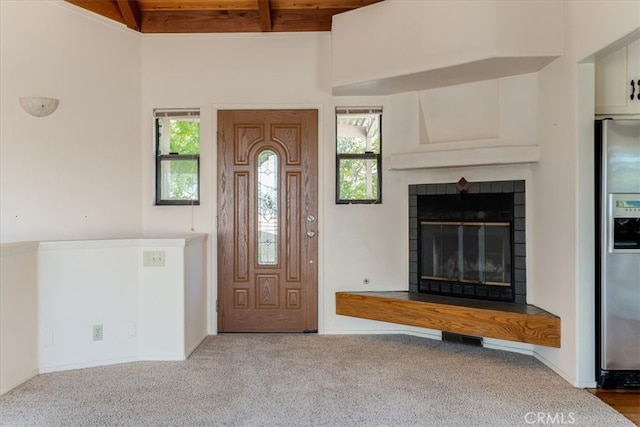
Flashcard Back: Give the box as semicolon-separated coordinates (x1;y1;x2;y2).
573;379;598;388
532;350;596;388
39;356;139;374
0;368;39;396
324;328;537;356
322;327;442;341
325;329;597;388
9;354;189;392
483;338;535;356
395;329;443;341
138;354;185;361
185;333;208;358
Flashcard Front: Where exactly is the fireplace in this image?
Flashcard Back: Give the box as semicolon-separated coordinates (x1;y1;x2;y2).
421;221;511;286
409;180;526;303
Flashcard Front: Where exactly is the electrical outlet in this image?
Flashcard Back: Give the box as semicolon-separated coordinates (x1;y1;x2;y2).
93;325;103;341
143;250;165;267
127;321;137;338
43;329;54;347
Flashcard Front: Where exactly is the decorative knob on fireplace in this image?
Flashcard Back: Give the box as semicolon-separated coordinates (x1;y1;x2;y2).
456;177;471;199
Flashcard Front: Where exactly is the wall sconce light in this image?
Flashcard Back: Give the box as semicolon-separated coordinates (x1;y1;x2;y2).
19;97;60;117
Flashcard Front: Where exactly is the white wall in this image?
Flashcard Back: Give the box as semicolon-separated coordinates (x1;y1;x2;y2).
532;0;640;387
139;33;335;333
0;236;207;393
137;33;449;337
139;32;333;238
137;243;185;360
184;235;208;356
38;240;140;371
0;1;143;243
37;236;207;373
0;242;39;395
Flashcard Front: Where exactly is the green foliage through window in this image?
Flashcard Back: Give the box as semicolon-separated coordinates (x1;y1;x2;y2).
167;120;200;154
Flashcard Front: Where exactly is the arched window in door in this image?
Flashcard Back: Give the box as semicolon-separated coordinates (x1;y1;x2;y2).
257;149;278;265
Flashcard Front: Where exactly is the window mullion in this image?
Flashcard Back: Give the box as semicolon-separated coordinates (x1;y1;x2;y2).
160;118;171;200
365;142;372;200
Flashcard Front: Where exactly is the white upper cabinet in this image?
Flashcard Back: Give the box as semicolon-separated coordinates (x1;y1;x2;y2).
596;39;640;116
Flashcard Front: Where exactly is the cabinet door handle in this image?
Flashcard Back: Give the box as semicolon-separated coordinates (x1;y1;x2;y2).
631;79;636;101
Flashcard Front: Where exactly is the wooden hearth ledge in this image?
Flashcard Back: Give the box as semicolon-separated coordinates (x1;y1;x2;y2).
336;291;560;348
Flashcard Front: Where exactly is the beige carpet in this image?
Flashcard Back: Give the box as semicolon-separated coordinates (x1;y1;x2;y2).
0;334;632;426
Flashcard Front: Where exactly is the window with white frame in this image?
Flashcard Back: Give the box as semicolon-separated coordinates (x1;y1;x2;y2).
154;109;200;205
335;107;382;204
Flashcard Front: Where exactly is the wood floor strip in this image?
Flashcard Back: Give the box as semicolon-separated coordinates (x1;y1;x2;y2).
587;388;640;425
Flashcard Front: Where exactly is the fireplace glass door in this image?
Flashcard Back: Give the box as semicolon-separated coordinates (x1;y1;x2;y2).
421;221;511;286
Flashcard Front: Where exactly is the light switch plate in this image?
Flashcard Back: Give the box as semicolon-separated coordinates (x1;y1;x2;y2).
143;250;165;267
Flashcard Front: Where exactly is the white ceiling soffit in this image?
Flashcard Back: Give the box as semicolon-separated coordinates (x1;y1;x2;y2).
331;0;562;96
332;56;558;96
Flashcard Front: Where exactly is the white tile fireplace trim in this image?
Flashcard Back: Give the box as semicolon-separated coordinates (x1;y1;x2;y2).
388;140;540;170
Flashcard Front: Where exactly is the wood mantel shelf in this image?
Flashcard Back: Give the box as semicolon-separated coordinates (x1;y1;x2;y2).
336;291;561;348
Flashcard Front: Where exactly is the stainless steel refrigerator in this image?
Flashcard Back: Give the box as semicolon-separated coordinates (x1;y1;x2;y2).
595;118;640;388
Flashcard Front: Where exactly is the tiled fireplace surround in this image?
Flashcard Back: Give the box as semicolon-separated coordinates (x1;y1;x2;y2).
408;180;527;304
337;178;560;349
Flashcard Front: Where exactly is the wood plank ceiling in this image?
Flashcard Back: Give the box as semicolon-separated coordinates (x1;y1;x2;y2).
65;0;383;33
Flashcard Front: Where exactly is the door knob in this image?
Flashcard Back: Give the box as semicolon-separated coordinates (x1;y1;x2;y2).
306;230;317;238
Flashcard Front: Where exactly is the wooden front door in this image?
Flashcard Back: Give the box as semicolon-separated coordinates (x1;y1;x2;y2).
217;110;318;332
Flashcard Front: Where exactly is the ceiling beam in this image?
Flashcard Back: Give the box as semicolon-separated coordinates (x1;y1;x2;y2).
271;0;382;10
136;1;381;12
271;8;346;32
257;0;272;32
65;1;126;26
138;1;258;11
116;0;142;31
141;10;263;33
65;0;384;33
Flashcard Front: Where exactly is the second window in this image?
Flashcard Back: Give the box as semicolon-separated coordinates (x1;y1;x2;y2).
154;109;200;205
336;107;382;204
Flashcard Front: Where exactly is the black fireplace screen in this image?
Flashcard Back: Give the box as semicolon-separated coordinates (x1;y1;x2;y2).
420;221;511;286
